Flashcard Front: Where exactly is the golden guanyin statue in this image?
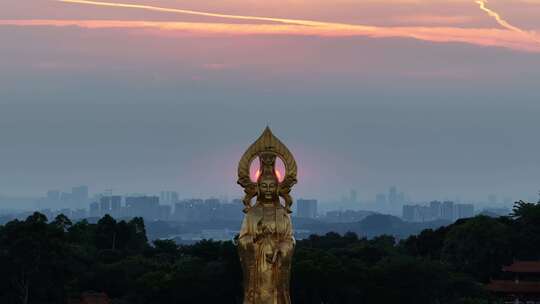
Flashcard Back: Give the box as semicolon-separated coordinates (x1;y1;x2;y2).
237;127;298;304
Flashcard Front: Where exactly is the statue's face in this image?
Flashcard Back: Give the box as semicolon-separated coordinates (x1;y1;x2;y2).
258;176;278;202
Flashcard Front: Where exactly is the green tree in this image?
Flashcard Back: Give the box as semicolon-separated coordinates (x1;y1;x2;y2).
442;216;512;282
402;226;451;259
0;213;70;304
511;200;540;259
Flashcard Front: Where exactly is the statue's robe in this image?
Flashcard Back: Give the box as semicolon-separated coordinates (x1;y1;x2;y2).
238;201;295;304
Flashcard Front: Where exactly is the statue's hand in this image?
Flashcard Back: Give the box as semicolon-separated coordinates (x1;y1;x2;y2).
272;250;280;264
263;249;281;265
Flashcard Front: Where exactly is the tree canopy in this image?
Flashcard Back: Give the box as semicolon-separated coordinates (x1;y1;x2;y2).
1;200;539;303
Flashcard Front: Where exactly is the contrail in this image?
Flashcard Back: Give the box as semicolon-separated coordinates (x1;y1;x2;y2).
475;0;526;34
56;0;337;27
475;0;540;43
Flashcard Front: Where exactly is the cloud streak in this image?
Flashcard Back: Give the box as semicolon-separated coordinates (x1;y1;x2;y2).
2;19;539;53
1;0;539;53
57;0;332;27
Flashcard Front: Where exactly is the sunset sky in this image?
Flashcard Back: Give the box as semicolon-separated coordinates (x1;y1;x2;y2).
1;0;540;205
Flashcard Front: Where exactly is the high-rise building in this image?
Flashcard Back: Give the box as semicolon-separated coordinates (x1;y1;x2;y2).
417;205;431;222
455;204;474;220
402;205;431;222
441;201;455;221
173;198;244;222
184;199;204;221
99;196;111;215
60;192;72;202
296;199;317;219
160;191;179;204
174;200;189;221
89;202;100;217
404;201;475;222
402;205;415;222
199;198;220;220
429;201;442;219
110;196;122;213
99;195;123;217
72;186;89;202
205;198;220;210
125;196;160;219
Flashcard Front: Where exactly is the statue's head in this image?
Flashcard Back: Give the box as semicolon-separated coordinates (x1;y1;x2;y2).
258;172;279;203
237;127;297;212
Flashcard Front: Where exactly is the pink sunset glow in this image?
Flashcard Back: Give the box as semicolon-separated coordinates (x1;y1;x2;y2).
2;0;540;52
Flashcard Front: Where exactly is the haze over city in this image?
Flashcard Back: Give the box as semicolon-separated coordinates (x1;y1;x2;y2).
4;2;540;304
1;0;540;208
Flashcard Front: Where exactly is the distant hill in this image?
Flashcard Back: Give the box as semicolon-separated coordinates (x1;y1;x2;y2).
349;214;451;238
293;214;452;239
145;215;453;241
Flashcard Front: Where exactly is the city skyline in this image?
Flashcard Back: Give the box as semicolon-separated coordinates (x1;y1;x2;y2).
0;182;525;214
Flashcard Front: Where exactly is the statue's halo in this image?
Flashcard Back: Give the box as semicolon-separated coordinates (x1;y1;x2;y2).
237;127;297;188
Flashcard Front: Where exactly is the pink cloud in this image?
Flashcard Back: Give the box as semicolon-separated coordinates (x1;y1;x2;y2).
1;19;540;53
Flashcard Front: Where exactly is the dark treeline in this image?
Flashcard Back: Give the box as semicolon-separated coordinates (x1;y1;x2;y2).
1;201;539;304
